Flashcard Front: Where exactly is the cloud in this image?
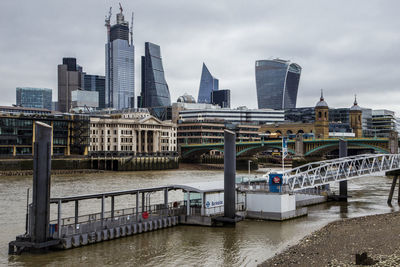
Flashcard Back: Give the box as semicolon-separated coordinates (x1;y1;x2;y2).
0;0;399;115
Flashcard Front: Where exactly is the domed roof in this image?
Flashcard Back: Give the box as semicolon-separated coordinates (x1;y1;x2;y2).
350;95;362;111
316;90;328;107
177;93;196;103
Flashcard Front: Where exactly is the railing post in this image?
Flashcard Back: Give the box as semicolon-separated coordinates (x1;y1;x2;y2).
339;139;348;201
142;192;145;213
164;188;168;216
136;192;139;222
74;200;79;226
111;196;115;219
57;200;62;239
101;195;105;228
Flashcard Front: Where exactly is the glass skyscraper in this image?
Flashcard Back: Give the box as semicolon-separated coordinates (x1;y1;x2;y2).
84;74;106;109
105;6;135;110
212;89;231;108
139;42;171;108
16;87;52;110
255;59;301;110
198;63;219;104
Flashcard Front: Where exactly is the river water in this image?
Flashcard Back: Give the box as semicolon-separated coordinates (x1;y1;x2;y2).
1;167;398;266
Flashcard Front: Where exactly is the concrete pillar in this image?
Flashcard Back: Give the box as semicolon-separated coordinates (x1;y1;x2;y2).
153;131;158;153
224;129;236;219
31;121;52;243
295;134;304;156
389;131;398;154
138;130;142;153
339;139;348;201
186;191;190;216
144;130;148;154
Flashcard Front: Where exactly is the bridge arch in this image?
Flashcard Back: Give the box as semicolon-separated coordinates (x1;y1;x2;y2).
304;142;389;156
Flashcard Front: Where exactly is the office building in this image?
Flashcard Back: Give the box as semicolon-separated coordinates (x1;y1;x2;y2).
105;5;135;110
89;111;177;154
84;74;106;109
16;87;52;110
0;113;89;156
0;106;52;115
255;59;301;109
211;89;230;108
58;57;83;113
139;42;171;108
178;107;284;125
371;110;396;137
71;90;99;111
178;120;260;145
198;63;219;104
172;102;219;123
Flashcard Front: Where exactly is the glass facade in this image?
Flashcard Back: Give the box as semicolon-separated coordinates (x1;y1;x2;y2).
84;74;105;109
140;42;171;108
211;89;231;108
16;87;52;110
198;63;219;103
0;115;88;156
255;59;301;110
105;10;135;110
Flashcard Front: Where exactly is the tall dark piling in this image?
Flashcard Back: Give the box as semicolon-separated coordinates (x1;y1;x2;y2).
224;129;236;219
339;139;348;201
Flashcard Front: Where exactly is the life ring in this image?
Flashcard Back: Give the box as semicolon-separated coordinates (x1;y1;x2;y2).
142;211;149;219
173;201;178;208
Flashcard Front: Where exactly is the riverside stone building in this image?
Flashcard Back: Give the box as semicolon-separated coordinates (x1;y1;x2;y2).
89;112;177;155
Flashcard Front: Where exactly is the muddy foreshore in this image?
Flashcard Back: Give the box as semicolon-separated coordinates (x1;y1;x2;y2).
261;211;400;266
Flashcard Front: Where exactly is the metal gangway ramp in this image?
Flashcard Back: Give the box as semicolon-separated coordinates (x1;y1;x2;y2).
284;154;400;191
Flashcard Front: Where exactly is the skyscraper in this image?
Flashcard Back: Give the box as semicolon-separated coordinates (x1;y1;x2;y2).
84;74;106;109
197;63;219;104
139;42;171;108
105;4;135;110
58;57;83;112
212;89;231;108
255;59;301;110
16;87;52;110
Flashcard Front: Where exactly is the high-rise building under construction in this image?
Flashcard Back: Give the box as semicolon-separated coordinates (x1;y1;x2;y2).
105;4;135;110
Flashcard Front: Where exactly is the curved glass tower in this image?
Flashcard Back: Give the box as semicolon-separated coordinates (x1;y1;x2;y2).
140;42;171;107
255;59;301;110
197;63;219;103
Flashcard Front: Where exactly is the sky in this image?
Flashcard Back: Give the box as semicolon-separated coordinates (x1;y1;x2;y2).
0;0;399;113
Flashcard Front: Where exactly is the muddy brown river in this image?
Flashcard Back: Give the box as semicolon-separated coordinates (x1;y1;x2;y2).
1;167;398;266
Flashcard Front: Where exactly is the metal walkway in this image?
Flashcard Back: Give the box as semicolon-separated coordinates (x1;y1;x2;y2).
284;154;400;191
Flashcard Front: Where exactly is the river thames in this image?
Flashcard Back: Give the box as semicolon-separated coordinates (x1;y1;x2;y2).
1;166;398;266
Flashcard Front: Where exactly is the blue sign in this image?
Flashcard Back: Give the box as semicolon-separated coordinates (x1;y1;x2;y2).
269;173;283;193
206;201;210;208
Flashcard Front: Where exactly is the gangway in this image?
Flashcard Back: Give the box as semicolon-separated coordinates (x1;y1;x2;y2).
283;154;400;191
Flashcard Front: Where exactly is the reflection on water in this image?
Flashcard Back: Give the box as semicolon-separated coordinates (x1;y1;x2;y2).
1;168;399;267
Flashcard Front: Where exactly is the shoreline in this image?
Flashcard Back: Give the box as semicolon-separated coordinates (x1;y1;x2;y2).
0;169;105;176
260;211;400;266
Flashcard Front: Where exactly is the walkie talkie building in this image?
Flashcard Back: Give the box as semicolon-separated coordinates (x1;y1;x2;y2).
255;59;301;110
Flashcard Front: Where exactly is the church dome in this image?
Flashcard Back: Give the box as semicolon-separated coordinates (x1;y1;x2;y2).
316;90;328;107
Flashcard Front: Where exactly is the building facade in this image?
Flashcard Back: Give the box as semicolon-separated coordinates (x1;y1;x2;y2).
139;42;171;108
177;120;260;145
211;89;231;108
105;6;135;110
255;59;301;109
16;87;52;110
198;63;219;104
84;74;106;109
71;90;99;110
0;113;89;157
371;110;396;137
178;107;285;125
58;58;83;113
89;112;177;155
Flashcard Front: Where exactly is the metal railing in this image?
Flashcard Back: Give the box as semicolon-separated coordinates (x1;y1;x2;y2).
284;154;400;191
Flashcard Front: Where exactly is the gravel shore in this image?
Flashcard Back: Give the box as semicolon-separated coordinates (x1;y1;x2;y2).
261;212;400;266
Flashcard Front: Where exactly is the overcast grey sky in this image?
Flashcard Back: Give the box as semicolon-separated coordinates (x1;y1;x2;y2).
0;0;399;113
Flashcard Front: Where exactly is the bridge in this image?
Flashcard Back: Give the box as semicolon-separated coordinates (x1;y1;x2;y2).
283;153;400;191
180;137;397;159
